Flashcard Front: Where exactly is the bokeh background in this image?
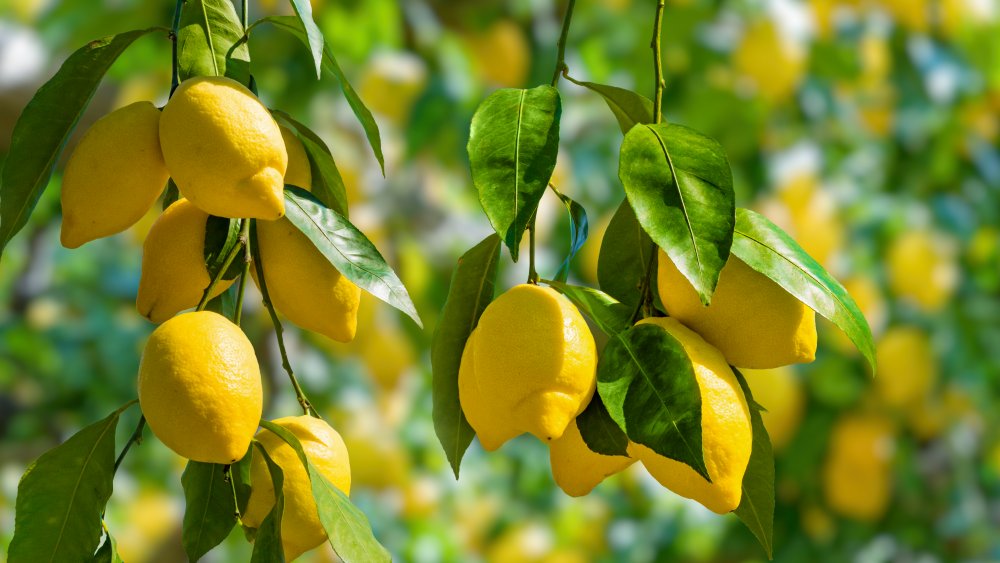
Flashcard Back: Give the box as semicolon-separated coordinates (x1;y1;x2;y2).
2;0;1000;561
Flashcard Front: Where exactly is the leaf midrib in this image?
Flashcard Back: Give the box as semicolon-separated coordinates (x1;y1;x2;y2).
646;125;702;271
512;90;526;233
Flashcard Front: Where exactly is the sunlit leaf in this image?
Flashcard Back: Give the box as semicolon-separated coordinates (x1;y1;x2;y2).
732;368;775;558
177;0;250;84
545;280;631;336
577;394;630;457
565;77;653;134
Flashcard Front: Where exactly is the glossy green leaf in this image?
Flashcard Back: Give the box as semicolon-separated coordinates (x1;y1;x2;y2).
577;395;630;457
564;76;653;134
550;185;589;283
545;280;632;336
618;123;735;303
92;525;123;563
271;110;349;217
597;323;709;479
598;199;656;309
8;402;133;562
204;216;244;281
431;234;501;477
731;208;876;373
181;461;241;562
286;0;324;78
249;443;285;563
177;0;250;84
282;187;421;327
732;368;775;558
467;85;561;261
0;28;159;260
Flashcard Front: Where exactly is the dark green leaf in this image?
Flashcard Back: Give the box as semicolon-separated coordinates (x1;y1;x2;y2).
282;187;421;328
597;323;708;480
92;525;123;563
597;199;655;310
8;402;134;562
177;0;250;84
731;208;876;373
577;395;630;457
550;185;589;283
271;110;350;217
162;179;180;211
249;443;285;563
181;461;241;562
545;280;631;336
618;123;735;303
205;283;238;318
564;76;653;134
431;234;501;477
204;216;244;281
732;368;775;558
467;85;561;261
0;28;159;260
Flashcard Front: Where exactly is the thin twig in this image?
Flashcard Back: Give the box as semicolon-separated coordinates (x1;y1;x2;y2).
170;0;184;95
527;217;539;285
196;219;247;312
550;0;578;87
113;416;145;475
233;220;252;326
652;0;666;123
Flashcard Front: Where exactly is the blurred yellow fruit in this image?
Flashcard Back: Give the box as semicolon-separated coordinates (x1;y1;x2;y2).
112;488;181;563
342;433;410;490
357;52;427;124
771;174;846;268
828;274;888;355
281;125;312;190
875;0;929;32
60;101;168;248
733;21;805;103
548;418;635;497
874;326;937;409
800;504;836;542
657;250;817;369
160;76;287;220
137;311;262;464
462;20;531;88
136;199;234;323
822;412;895;521
459;284;597;450
243;416;351;562
886;229;959;312
632;317;752;514
487;523;554;563
741;366;805;451
360;325;415;390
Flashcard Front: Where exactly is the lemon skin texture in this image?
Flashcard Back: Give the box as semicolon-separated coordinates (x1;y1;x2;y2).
822;412;895;521
548;418;635;497
159;76;287;220
657;250;817;369
136;199;234;323
632;317;752;514
458;328;519;451
243;416;351;562
280;125;312;190
462;284;597;449
60;101;169;248
137;311;262;464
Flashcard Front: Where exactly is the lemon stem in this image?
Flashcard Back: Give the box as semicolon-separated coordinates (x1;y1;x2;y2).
241;0;248;31
233;220;252;326
652;0;665;123
170;0;183;95
196;219;247;312
527;217;539;284
112;415;145;475
632;242;657;323
550;0;577;87
223;463;243;521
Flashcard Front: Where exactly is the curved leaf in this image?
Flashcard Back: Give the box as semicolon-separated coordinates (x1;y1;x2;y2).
249;443;285;563
286;0;323;78
550;185;589;283
564;76;653;134
598;199;655;309
204;216;244;281
177;0;250;84
732;368;775;557
271;110;349;217
468;85;561;261
92;525;123;563
577;395;630;457
182;460;243;562
545;280;631;336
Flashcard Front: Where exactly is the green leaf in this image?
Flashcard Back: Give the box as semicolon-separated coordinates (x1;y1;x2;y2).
162;179;180;211
549;185;589;283
249;443;285;563
181;461;242;562
259;420;390;563
544;281;631;336
92;525;123;563
597;323;709;480
281;187;421;328
271;110;350;217
177;0;250;84
577;395;630;457
732;368;775;558
618;123;735;304
564;77;653;134
467;85;561;261
257;16;384;174
8;402;134;562
204;216;244;281
286;0;323;78
731;208;876;373
205;284;238;318
232;449;253;515
431;234;501;478
597;199;655;310
0;28;159;260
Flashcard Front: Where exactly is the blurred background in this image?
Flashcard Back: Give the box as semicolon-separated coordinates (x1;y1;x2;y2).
1;0;999;561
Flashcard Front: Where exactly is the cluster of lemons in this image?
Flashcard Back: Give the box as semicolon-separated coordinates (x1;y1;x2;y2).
460;246;818;514
59;75;360;561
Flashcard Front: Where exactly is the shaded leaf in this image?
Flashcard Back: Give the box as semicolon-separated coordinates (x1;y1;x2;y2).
204;216;244;281
271;110;349;217
285;0;324;78
162;179;180;211
564;76;653;134
597;199;655;309
577;395;630;457
177;0;250;84
550;185;589;283
92;525;123;563
249;443;285;563
545;280;631;336
181;461;241;562
732;368;775;558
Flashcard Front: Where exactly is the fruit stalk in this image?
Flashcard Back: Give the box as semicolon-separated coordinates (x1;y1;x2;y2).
170;0;183;95
196;218;248;312
113;415;146;474
652;0;665;123
632;243;657;322
550;0;577;87
233;218;252;325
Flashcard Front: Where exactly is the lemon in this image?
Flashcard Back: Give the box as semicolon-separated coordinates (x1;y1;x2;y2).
357;52;427;125
733;21;805;103
822;412;895;521
631;317;752;514
462;20;531;88
741;366;804;451
548;418;635;497
360;325;415;390
459;284;597;450
159;76;287;220
887;229;959;312
657;250;817;369
136;199;235;323
281;125;312;190
137;311;262;464
60;101;169;248
874;326;937;409
243;416;351;562
252;217;361;342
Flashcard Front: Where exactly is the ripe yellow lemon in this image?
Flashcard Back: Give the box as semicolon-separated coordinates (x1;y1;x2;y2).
243;416;351;562
874;326;937;409
822;412;895;521
60;101;168;248
136;199;235;323
548;418;635;497
886;229;959;312
159;76;287;220
459;284;597;450
657;250;817;369
631;317;752;514
137;311;262;464
280;125;312;190
741;366;804;451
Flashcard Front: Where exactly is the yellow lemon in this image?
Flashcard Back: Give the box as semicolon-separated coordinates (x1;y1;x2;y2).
822;412;895;521
357;52;427;125
548;418;635;497
631;317;753;514
462;20;531;88
459;284;597;450
243;416;351;562
342;433;410;490
657;250;817;369
733;21;805;103
741;366;804;451
887;229;959;312
60;101;168;248
252;217;361;342
360;325;415;390
280;125;312;190
137;311;262;464
874;326;937;409
136;199;234;323
159;76;287;220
